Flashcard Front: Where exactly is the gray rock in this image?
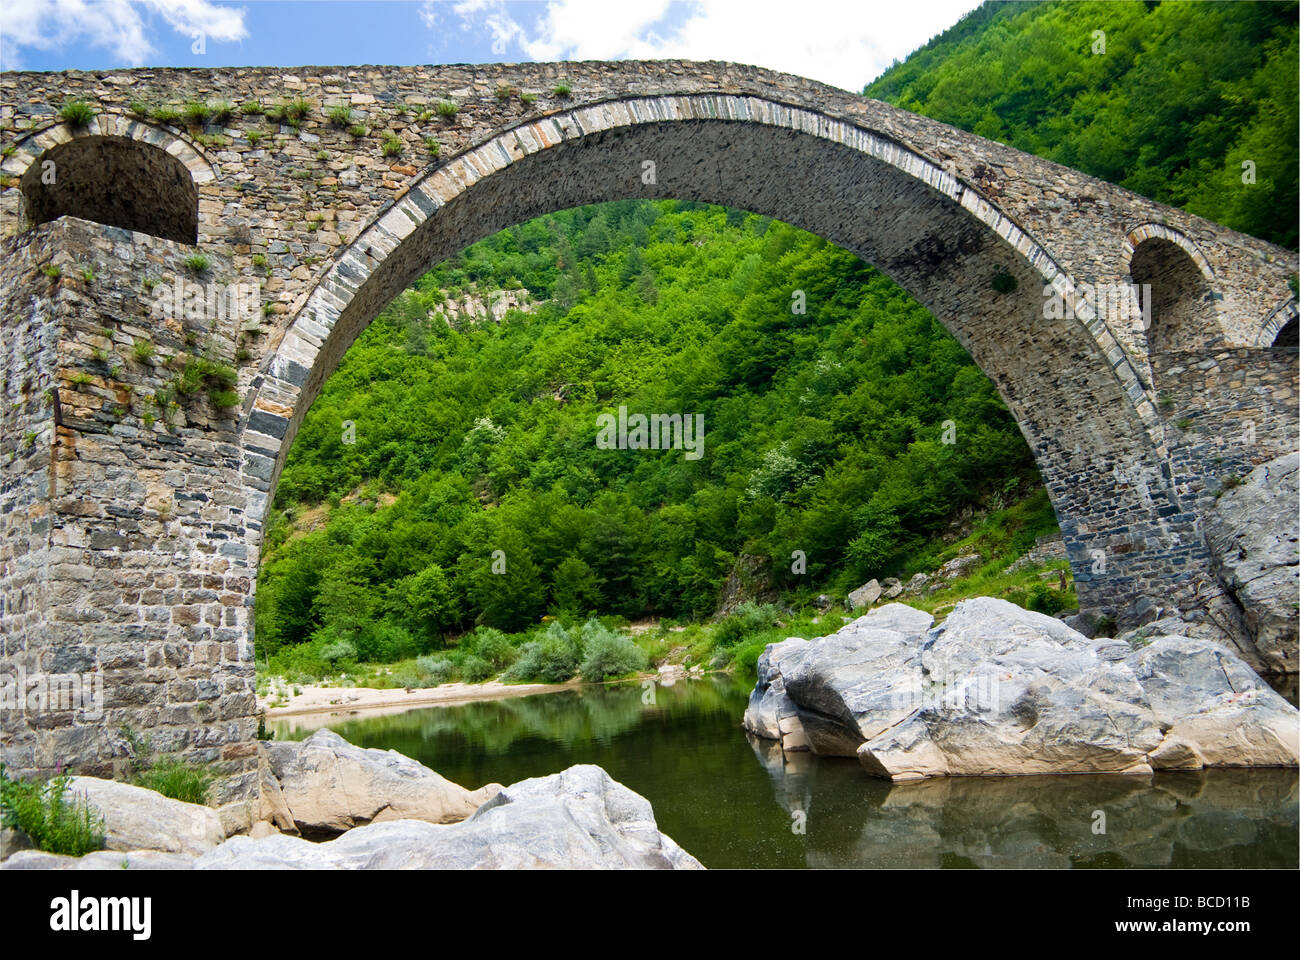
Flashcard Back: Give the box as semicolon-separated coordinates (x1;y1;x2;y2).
903;573;930;595
1124;636;1298;768
846;579;881;610
781;618;924;755
267;728;502;836
742;638;811;751
812;594;833;611
936;553;981;581
1;849;195;870
196;765;702;869
1203;452;1299;675
881;577;904;599
62;776;226;856
742;597;1300;781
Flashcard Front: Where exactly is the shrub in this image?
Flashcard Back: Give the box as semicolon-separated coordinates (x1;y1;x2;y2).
578;620;647;681
713;601;780;647
0;767;104;856
132;339;155;362
317;634;357;664
460;654;495;683
209;389;240;409
59;100;96;127
415;655;455;685
470;627;517;668
133;758;212;804
502;622;580;683
242;100;264;115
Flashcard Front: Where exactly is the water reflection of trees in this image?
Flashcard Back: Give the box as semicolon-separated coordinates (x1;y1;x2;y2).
277;677;744;756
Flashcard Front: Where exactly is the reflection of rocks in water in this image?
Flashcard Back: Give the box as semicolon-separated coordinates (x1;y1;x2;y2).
748;736;1298;868
746;732;814;818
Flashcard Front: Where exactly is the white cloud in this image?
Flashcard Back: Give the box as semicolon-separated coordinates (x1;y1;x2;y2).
449;0;979;91
2;0;247;70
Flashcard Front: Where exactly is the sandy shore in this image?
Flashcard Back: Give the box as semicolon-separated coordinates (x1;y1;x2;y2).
261;677;579;724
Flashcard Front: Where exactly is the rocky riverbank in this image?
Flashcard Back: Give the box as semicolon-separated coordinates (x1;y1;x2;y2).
1;729;701;870
744;598;1299;781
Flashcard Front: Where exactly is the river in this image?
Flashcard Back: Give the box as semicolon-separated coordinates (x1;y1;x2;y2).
270;676;1299;869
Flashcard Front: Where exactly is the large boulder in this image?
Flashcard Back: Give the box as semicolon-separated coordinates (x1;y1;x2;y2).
781;619;926;756
1125;635;1298;768
195;765;702;869
61;777;226;856
1203;452;1299;674
742;638;811;752
265;728;501;837
743;597;1300;781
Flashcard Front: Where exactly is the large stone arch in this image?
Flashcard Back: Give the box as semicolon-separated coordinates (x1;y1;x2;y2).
5;112;214;244
241;94;1180;623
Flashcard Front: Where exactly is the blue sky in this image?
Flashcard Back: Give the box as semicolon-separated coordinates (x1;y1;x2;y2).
2;0;980;92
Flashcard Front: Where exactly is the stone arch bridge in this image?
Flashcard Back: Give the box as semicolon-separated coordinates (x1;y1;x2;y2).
1;62;1295;805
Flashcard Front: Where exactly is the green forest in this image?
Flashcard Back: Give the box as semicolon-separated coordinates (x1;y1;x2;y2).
866;0;1298;249
255;0;1298;680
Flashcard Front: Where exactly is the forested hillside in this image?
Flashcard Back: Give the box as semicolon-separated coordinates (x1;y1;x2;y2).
257;201;1036;661
866;0;1298;248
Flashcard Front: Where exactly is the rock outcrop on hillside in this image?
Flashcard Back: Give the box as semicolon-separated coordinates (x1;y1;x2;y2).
1203;452;1299;675
745;598;1299;781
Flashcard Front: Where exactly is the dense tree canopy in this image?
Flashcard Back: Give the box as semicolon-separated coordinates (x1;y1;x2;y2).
866;0;1298;248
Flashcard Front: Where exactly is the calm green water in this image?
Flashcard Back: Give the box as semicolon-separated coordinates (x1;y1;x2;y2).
271;677;1299;869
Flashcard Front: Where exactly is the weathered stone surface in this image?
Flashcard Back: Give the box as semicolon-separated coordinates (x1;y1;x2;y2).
745;598;1299;781
1;849;195;870
63;776;226;855
1203;452;1299;674
846;579;882;610
195;765;701;869
937;554;982;581
264;728;501;836
1124;635;1298;767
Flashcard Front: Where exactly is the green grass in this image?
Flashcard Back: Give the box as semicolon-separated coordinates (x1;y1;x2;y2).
0;766;104;856
326;105;353;127
151;106;182;125
182;254;210;275
436;100;459;119
210;100;237;124
59;100;96;127
552;82;572;97
381;133;404;157
182;101;212;126
132;758;213;805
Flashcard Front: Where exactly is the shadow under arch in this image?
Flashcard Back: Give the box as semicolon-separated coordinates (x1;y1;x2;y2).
243;94;1180;613
12;114;212;244
1125;225;1225;354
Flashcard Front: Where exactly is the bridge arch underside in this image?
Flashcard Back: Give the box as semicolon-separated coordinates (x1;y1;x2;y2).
255;116;1203;624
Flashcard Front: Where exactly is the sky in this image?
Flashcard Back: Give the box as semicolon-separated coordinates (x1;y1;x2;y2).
0;0;981;92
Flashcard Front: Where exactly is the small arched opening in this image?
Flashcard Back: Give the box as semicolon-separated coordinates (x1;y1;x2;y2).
1128;234;1221;354
20;134;199;244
